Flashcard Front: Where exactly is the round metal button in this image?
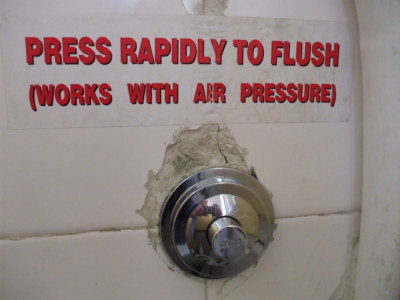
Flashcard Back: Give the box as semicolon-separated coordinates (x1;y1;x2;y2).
208;217;247;260
160;167;275;279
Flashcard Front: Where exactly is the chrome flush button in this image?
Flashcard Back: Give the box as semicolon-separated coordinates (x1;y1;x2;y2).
160;167;275;279
208;217;247;260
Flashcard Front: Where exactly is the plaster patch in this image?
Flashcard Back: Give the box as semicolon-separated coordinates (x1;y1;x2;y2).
182;0;228;16
137;124;249;255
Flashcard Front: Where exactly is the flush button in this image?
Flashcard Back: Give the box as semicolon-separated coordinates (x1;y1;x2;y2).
160;167;275;279
208;217;247;260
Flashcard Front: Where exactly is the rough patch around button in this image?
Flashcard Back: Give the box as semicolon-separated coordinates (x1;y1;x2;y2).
182;0;229;16
137;124;249;254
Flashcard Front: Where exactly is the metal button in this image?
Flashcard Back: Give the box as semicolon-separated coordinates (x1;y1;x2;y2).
160;167;275;279
208;217;247;260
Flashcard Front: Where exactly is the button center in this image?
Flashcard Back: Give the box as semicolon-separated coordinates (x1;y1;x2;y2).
208;217;247;260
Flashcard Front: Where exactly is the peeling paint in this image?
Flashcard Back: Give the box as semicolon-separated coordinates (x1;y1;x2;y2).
136;124;249;272
182;0;229;16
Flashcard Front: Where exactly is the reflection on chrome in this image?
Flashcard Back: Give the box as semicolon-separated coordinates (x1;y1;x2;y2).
160;168;275;278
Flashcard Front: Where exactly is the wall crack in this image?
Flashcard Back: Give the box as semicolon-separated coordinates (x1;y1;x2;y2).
217;124;229;165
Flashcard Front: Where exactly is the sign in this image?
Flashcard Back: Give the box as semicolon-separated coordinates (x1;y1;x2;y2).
0;15;353;129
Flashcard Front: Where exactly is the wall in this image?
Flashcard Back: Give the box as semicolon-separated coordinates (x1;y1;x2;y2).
0;0;363;299
354;1;400;299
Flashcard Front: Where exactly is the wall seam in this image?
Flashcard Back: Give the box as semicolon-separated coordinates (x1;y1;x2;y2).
0;225;153;241
0;210;360;242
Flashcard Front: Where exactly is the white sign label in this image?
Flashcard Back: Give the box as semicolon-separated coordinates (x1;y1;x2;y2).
0;15;353;129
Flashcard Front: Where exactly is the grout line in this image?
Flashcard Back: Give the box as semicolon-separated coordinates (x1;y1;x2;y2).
276;210;361;220
0;210;361;242
0;226;154;242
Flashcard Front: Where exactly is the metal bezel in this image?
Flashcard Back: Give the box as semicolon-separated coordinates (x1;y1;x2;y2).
159;167;275;279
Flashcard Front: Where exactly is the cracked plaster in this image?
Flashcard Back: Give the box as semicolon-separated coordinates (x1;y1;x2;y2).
137;124;249;250
136;124;250;275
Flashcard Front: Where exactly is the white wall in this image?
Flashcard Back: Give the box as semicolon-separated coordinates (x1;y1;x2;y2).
0;1;364;299
354;1;400;299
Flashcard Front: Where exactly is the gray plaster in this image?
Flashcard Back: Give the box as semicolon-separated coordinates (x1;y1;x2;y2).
182;0;229;16
137;124;249;252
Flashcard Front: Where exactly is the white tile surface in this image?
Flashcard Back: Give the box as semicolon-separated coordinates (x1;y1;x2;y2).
226;0;348;21
0;0;364;299
0;213;359;300
230;121;362;218
0;229;204;300
0;0;187;17
0;120;362;237
0;0;361;236
206;213;360;300
0;126;180;237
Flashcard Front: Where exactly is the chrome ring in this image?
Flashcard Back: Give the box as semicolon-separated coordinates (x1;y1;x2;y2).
160;167;275;279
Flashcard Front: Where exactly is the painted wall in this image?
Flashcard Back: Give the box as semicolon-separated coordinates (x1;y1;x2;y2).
0;0;369;299
354;1;400;299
